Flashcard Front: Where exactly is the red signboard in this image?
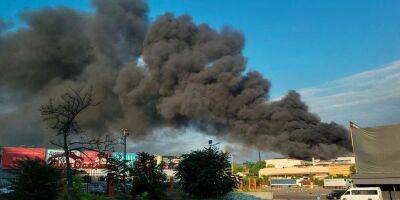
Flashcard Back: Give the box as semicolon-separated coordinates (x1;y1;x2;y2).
47;150;109;169
1;147;46;169
74;150;108;169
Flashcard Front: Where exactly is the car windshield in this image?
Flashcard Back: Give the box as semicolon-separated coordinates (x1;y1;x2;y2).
352;190;378;195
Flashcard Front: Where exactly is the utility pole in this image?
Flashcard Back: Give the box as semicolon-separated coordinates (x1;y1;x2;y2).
121;128;129;193
121;128;129;162
258;151;261;162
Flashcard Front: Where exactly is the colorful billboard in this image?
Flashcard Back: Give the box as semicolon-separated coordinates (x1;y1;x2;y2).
79;150;108;169
1;147;137;171
46;149;108;169
111;152;137;165
1;147;46;169
46;149;82;168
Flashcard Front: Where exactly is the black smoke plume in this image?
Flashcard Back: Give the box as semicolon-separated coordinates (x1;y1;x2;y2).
0;0;351;159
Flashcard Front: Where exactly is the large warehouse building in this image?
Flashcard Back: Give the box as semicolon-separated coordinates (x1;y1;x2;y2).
0;147;180;187
350;122;400;199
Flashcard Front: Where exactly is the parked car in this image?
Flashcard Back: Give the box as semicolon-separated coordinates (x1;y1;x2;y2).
327;190;346;199
340;187;383;200
0;186;13;194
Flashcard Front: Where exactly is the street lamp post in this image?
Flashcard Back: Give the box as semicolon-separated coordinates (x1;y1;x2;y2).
208;140;220;148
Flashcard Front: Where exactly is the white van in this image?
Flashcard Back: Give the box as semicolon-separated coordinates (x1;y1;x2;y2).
340;187;383;200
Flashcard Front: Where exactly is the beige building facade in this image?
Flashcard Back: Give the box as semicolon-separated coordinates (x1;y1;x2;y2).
259;164;352;179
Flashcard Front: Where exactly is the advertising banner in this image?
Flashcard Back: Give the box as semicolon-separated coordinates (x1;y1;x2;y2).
46;149;108;169
79;150;108;169
46;149;82;168
112;152;137;165
46;149;65;163
1;147;46;169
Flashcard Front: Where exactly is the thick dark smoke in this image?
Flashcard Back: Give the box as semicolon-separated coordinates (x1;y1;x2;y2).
0;0;350;159
0;0;148;143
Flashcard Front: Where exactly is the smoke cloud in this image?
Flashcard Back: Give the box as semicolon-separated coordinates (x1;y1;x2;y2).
0;0;350;159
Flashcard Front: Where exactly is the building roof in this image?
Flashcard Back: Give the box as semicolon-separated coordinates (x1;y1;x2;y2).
353;173;400;185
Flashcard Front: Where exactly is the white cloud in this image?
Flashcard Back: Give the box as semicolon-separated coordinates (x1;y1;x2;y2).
299;60;400;127
126;126;280;162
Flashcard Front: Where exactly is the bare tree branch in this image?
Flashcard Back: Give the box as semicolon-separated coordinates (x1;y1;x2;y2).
40;86;116;194
50;140;64;149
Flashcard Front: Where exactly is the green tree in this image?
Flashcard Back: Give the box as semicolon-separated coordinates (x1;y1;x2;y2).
232;163;244;174
131;152;166;199
59;176;109;200
12;159;62;200
106;157;133;193
249;161;266;176
176;147;237;198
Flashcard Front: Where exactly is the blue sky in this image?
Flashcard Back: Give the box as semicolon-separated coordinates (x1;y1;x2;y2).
1;0;400;160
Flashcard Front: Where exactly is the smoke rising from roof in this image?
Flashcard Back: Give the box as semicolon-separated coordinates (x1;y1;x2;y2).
0;0;350;159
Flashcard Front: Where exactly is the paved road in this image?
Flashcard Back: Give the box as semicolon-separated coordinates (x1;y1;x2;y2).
272;188;332;200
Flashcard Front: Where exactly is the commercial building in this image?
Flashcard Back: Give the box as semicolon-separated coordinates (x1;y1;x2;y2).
0;147;141;183
323;178;350;189
0;147;47;186
259;164;352;180
1;147;46;169
0;147;184;186
155;155;181;179
265;158;304;168
334;157;355;165
111;152;138;166
0;169;14;187
307;156;355;166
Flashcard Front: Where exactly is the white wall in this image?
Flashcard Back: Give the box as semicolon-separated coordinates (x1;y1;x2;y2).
265;158;304;168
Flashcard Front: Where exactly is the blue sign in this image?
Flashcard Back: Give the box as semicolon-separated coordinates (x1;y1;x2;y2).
111;152;137;165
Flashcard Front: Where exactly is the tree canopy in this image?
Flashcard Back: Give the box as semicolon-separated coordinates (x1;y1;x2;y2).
131;152;167;199
176;147;237;198
12;159;62;200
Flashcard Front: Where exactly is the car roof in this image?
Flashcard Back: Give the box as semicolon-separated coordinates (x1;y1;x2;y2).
350;187;380;190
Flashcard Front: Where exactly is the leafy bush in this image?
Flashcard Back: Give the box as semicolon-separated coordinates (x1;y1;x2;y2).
106;157;133;192
176;147;237;198
246;161;266;176
12;159;62;200
232;163;244;173
131;152;167;199
59;176;109;200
